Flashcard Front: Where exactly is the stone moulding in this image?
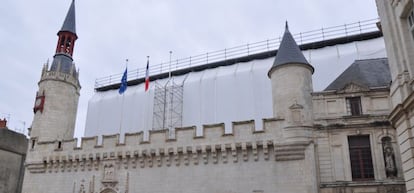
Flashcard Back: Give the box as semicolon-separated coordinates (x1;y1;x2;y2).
40;70;80;91
26;161;46;173
27;140;312;173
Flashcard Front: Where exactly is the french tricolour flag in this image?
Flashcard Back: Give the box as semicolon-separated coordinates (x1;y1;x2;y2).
145;58;150;91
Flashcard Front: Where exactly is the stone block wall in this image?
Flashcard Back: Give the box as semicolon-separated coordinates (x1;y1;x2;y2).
23;119;318;193
0;129;28;193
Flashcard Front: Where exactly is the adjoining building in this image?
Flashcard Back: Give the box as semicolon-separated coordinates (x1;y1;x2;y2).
375;0;414;193
21;1;408;193
0;119;28;193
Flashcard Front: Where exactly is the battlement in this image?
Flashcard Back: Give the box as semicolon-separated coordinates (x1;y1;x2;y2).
26;118;314;173
40;69;80;91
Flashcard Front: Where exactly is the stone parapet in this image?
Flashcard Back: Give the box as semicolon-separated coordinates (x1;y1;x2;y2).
26;119;314;173
40;70;80;91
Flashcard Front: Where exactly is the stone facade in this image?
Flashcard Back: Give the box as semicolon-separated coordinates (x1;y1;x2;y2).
23;122;318;193
376;0;414;192
314;84;405;193
21;1;412;193
22;69;407;193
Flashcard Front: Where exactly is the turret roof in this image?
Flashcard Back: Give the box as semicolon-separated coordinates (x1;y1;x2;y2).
60;0;76;34
268;22;313;76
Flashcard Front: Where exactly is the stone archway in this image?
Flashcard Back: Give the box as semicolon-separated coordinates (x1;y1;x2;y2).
100;188;117;193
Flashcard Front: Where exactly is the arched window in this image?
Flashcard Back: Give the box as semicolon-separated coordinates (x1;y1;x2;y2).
60;36;66;48
66;37;72;48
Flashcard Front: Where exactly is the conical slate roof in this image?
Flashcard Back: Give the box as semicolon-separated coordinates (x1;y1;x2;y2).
60;0;76;34
324;58;391;91
268;22;313;76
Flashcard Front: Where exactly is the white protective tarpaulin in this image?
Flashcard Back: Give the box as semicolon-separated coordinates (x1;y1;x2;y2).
84;37;386;138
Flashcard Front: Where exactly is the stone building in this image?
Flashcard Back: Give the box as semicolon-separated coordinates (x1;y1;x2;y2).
375;0;414;192
0;119;28;193
21;1;408;193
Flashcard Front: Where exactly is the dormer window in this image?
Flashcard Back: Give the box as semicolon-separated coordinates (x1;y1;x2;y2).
346;97;362;116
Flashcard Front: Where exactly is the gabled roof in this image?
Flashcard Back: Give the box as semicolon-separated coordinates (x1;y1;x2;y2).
60;0;76;34
268;22;313;76
324;58;391;91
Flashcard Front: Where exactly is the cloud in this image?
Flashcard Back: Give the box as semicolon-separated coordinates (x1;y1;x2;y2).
0;0;379;138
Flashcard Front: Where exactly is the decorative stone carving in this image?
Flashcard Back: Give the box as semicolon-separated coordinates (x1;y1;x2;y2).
78;179;86;193
382;137;397;178
102;162;117;188
289;102;304;124
340;82;369;93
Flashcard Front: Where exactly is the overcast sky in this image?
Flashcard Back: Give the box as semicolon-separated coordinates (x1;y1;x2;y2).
0;0;379;138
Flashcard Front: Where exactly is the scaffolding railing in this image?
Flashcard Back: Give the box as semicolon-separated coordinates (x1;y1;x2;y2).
94;18;380;89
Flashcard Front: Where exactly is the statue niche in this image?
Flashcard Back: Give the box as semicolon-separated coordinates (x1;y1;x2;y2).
382;137;397;178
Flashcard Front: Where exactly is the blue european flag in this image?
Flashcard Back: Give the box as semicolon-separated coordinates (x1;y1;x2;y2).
119;68;127;94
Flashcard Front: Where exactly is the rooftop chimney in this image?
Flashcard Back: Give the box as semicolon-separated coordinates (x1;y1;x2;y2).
0;118;7;129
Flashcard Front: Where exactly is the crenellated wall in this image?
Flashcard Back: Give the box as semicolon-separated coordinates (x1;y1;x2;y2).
23;119;318;193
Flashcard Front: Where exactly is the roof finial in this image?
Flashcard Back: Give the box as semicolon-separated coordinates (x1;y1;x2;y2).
285;21;289;31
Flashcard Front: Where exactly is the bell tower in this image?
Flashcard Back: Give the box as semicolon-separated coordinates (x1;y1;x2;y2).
30;0;80;142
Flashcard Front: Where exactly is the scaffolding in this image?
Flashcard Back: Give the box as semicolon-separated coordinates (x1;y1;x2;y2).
152;79;184;134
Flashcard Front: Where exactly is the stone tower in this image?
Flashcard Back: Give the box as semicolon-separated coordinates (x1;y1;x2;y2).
268;22;314;142
30;0;80;142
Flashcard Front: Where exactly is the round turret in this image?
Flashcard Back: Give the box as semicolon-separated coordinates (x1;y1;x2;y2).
268;23;314;141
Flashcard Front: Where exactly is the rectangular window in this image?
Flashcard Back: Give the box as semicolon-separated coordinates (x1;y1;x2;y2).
346;97;362;116
348;135;374;180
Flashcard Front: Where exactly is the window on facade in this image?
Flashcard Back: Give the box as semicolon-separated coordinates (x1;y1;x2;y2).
348;135;374;180
346;97;362;116
57;141;62;149
31;139;36;149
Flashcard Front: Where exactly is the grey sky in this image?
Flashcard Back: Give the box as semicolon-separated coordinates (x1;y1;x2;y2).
0;0;379;138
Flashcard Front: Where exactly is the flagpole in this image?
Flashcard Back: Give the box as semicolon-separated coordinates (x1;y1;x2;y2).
169;51;172;80
145;56;150;134
145;56;150;92
119;92;125;134
119;59;128;135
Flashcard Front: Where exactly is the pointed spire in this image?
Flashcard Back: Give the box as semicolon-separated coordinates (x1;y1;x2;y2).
268;22;314;77
60;0;76;34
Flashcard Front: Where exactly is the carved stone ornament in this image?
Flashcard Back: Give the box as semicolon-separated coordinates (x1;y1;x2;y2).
340;82;369;93
78;179;86;193
102;162;118;188
289;102;304;123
